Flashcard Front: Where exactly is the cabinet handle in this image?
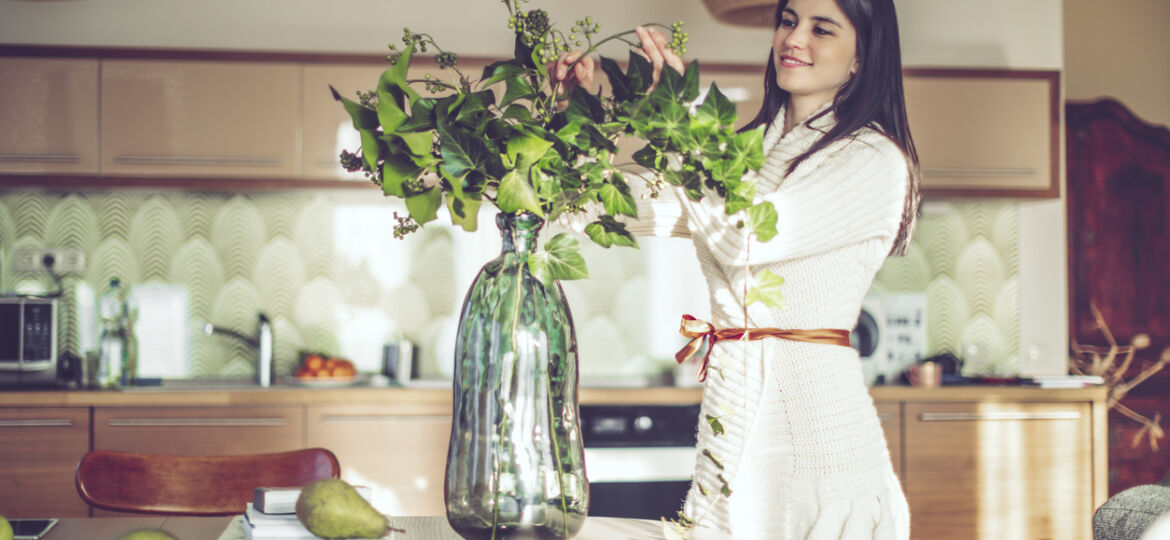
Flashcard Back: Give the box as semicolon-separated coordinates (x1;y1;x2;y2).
113;155;282;167
922;167;1037;177
0;418;74;427
919;411;1082;422
321;415;448;423
107;417;286;427
0;153;81;163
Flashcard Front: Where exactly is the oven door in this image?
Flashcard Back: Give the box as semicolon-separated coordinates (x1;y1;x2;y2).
581;404;700;521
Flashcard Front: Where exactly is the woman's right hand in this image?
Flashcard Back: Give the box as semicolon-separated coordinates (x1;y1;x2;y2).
633;26;686;90
552;50;595;100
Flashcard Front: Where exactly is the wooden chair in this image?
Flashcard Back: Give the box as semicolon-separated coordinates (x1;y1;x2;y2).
75;447;340;515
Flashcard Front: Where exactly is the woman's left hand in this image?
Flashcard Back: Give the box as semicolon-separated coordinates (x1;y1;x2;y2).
634;26;686;91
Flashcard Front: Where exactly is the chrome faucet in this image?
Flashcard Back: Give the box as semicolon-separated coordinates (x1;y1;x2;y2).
202;313;274;387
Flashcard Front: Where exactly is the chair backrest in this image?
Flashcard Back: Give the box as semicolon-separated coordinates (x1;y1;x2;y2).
75;447;340;516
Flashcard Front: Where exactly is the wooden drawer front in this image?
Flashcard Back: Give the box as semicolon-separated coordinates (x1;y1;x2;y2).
100;60;300;178
875;401;902;481
93;405;304;455
0;58;99;174
904;401;1092;540
0;407;92;517
307;404;451;516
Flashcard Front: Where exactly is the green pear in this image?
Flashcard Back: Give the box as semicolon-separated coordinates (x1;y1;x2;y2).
0;515;12;540
117;529;178;540
296;478;393;539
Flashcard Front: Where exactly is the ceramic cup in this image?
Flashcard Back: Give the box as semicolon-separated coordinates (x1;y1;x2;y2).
906;361;942;388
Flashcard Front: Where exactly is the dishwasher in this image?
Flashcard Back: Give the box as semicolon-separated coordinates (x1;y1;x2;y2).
580;403;701;521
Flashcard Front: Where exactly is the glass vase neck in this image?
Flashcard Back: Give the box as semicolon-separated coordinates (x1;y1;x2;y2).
496;212;544;256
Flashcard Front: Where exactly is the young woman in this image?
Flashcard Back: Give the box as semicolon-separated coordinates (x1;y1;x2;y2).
556;0;919;537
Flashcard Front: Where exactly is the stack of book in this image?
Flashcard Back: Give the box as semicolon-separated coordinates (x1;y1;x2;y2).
1025;374;1106;388
242;486;374;539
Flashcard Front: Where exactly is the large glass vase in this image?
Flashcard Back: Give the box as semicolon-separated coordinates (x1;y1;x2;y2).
445;212;589;540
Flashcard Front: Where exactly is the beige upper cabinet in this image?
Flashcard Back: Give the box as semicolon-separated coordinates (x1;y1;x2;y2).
302;63;385;181
905;70;1059;198
0;58;99;175
100;60;301;178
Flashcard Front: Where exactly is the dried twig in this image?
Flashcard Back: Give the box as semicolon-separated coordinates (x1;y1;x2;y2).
1070;303;1167;451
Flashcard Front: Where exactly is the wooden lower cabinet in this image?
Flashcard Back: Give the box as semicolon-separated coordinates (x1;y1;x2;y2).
0;407;91;517
875;401;903;480
903;401;1095;540
306;404;451;516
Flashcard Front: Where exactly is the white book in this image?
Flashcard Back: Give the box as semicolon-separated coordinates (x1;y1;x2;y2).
252;485;373;514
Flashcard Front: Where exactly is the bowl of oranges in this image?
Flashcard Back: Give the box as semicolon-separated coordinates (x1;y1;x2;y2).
293;352;358;387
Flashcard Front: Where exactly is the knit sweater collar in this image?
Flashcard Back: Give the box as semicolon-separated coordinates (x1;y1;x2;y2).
760;101;837;172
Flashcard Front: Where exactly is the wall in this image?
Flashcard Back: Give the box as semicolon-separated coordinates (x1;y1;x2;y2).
0;0;1068;377
1064;0;1170;128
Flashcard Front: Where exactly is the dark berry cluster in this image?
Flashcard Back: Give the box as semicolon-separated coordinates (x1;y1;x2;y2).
435;52;458;69
339;150;364;173
392;211;420;239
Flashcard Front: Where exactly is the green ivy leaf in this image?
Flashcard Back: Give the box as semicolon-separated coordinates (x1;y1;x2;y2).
599;179;638;218
395;130;434;156
329;86;379;130
446;193;481;232
380;154;420;197
358;130;383;172
600;56;633;102
399;97;437;131
745;268;785;309
650;63;686;106
497;167;543;216
626;50;653;95
696;83;738;131
506;132;554;167
480;60;529;87
705;414;725;436
528;232;589;286
564;86;605;124
501;76;537;108
682;60;701;102
729;127;766;172
502;104;533;123
405;187;442;225
746;202;779;242
584;215;637;248
438;127;489;179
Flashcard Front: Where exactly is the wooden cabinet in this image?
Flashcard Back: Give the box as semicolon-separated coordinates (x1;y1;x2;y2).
92;405;303;455
302;64;382;181
875;401;902;480
0;407;91;517
905;69;1060;198
902;400;1095;540
0;58;99;175
306;403;451;516
100;60;301;179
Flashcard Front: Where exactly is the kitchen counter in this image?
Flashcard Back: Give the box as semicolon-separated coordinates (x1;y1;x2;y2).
0;383;1105;408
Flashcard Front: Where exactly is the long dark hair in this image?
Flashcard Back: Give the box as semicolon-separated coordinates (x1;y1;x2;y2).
742;0;920;256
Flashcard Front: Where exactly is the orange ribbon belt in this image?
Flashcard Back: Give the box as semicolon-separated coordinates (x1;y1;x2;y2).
674;314;852;382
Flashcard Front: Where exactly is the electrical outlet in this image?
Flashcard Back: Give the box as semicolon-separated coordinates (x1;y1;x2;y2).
12;247;86;273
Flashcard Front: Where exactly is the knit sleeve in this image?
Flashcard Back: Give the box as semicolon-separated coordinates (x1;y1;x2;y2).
683;133;909;266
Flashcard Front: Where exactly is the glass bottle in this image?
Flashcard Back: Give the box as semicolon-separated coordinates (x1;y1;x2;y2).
444;212;589;540
96;278;137;388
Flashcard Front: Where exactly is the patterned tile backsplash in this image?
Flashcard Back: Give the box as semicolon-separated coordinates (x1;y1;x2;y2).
0;191;1020;380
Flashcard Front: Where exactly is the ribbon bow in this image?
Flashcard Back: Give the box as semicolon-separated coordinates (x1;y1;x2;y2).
674;314;853;383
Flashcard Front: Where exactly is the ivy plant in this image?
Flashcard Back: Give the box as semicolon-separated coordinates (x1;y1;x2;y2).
333;0;776;286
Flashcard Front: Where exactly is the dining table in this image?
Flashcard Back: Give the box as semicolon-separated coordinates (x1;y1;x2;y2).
42;515;731;539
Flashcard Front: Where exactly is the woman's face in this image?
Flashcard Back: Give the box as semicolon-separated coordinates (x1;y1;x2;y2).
772;0;859;111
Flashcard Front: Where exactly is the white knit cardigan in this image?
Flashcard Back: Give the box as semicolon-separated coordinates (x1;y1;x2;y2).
594;105;913;539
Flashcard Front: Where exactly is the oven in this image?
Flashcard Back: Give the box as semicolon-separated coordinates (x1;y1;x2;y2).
580;403;700;521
